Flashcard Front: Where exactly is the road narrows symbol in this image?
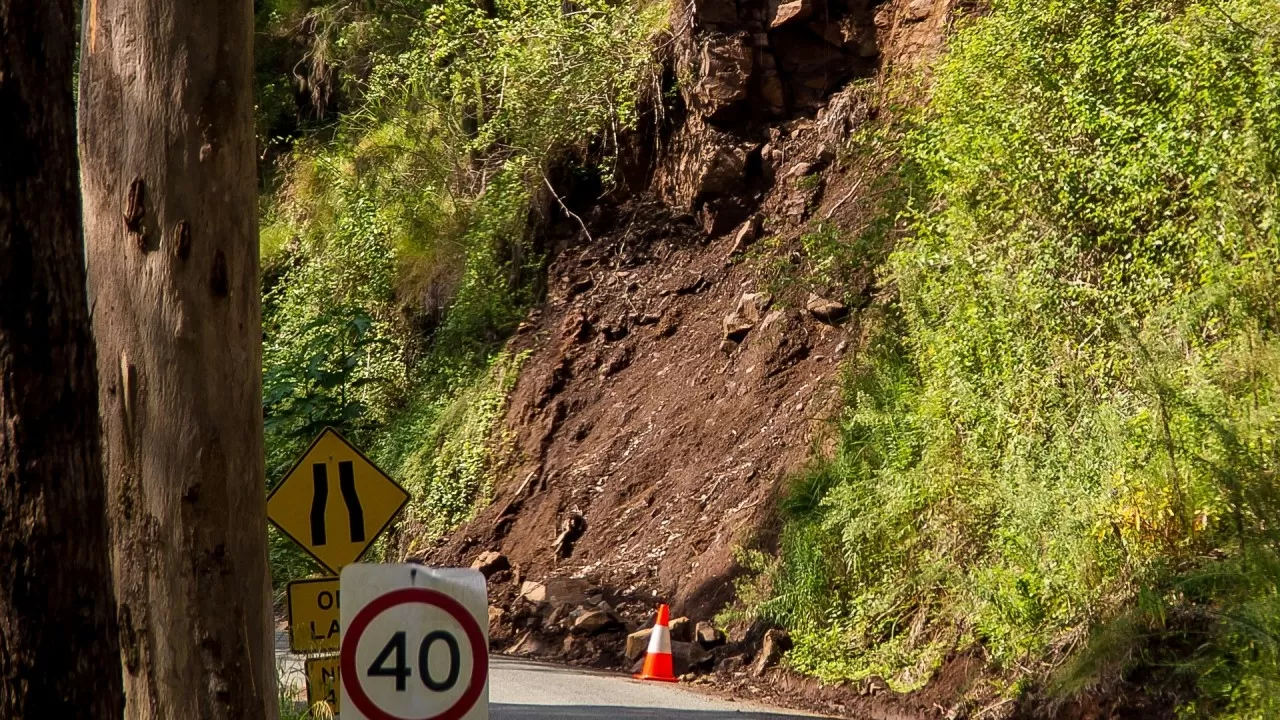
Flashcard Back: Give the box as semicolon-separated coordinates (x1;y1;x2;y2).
311;463;329;546
339;460;366;542
310;460;369;546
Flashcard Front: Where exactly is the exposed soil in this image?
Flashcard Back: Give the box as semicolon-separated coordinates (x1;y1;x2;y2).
426;188;855;619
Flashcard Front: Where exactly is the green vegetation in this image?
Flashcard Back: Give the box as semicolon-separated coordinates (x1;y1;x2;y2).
255;0;666;585
742;0;1280;714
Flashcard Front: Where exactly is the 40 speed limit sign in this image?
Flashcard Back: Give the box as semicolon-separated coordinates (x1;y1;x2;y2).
341;564;489;720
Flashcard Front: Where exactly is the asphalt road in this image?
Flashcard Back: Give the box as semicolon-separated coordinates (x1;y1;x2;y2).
488;656;821;719
278;633;821;718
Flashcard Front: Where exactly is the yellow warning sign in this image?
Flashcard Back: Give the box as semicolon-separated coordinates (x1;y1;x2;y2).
287;577;341;653
267;427;409;575
305;654;340;714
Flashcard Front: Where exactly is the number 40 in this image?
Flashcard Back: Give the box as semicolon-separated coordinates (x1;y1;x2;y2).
368;631;461;692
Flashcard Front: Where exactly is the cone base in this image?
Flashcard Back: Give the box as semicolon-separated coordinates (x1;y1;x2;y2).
633;673;680;683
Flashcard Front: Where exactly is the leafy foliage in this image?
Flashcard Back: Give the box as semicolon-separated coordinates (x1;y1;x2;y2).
747;0;1280;712
257;0;666;588
375;350;529;549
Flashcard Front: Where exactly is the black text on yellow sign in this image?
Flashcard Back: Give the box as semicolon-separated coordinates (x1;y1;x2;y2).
266;427;409;574
305;654;340;715
287;577;341;653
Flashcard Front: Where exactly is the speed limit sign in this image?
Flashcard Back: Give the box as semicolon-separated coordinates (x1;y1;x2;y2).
340;564;489;720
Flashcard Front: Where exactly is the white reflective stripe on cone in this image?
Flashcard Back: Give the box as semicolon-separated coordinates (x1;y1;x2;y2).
647;625;671;654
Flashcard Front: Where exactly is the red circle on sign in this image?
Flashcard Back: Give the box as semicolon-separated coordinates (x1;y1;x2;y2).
341;587;489;720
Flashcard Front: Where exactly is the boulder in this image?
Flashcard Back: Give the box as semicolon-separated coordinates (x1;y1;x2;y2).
672;641;713;675
670;616;693;643
723;314;755;343
519;577;591;605
787;161;814;180
806;293;849;323
696;621;725;648
722;292;773;342
470;551;510;578
771;0;811;28
545;603;573;630
573;609;620;634
715;653;748;674
728;214;764;256
552;512;587;559
488;606;510;640
752;629;791;677
626;628;653;660
509;631;555;657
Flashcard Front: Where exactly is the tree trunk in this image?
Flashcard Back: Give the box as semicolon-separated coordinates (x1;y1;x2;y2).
78;1;279;717
0;0;125;717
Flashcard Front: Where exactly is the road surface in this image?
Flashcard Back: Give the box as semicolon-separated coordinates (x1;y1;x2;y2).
278;632;822;718
488;656;820;719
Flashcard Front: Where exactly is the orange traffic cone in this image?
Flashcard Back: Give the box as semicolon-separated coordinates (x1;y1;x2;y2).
634;603;679;683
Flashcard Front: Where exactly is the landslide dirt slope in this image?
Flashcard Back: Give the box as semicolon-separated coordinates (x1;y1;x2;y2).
425;0;955;618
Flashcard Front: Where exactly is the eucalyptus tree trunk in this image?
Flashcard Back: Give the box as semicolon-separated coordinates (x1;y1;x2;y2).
0;0;125;717
78;0;278;717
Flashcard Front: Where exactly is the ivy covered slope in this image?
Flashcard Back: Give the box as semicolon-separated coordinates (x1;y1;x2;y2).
254;0;665;582
748;0;1280;714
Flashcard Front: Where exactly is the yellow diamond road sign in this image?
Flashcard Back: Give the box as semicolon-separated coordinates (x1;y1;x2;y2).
268;427;409;575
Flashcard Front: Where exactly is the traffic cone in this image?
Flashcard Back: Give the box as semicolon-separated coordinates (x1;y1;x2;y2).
634;603;679;683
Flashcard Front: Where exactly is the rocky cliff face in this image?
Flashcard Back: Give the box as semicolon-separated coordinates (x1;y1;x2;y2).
422;0;953;639
656;0;952;234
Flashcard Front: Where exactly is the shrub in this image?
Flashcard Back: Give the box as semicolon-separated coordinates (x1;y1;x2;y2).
751;0;1280;710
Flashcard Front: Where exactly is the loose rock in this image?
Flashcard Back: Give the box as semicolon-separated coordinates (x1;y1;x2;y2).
670;616;693;643
722;292;773;342
752;628;792;677
470;551;510;578
771;0;811;28
715;653;748;674
723;315;755;343
727;214;764;257
625;628;653;660
696;621;725;648
806;293;849;324
545;603;573;630
573;609;620;634
509;631;555;657
520;577;591;605
672;641;713;675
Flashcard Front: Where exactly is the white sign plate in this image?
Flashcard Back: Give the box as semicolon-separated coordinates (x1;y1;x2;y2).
340;564;489;720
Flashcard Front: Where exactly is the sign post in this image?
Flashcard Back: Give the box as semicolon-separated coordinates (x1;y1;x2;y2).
340;564;489;720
